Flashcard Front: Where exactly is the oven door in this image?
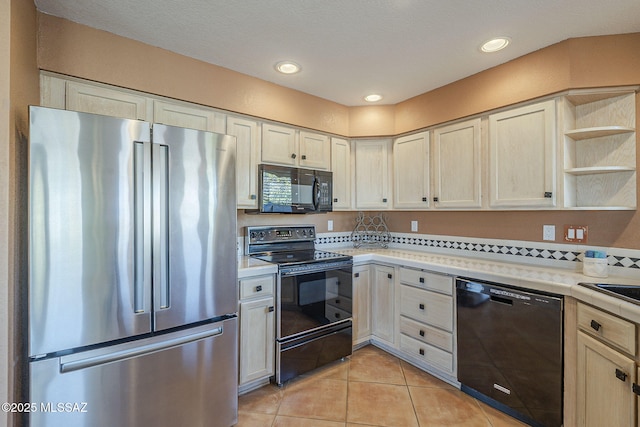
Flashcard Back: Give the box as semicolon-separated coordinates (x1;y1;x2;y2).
278;263;353;340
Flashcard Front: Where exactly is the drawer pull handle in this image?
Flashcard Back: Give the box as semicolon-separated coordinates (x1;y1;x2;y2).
419;330;425;337
419;303;425;310
268;306;274;312
590;319;602;331
616;368;628;382
255;285;263;292
419;277;425;283
419;349;425;356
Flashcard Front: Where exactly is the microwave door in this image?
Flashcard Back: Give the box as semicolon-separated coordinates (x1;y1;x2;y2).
296;169;316;212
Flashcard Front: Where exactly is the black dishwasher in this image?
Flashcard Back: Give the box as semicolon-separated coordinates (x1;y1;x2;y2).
456;277;563;427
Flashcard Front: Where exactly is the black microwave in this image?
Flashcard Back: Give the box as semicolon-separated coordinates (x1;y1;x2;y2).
254;164;332;213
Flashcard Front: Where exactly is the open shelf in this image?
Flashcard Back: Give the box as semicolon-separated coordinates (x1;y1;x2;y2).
565;126;635;140
565;166;636;176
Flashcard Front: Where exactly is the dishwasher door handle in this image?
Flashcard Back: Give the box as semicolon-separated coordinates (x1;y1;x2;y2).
490;295;513;306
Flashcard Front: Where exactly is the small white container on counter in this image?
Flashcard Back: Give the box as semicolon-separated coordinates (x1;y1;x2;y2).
583;250;609;278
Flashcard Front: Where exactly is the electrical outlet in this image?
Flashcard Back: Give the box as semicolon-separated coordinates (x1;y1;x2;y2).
543;225;555;241
411;220;418;232
327;220;334;231
564;225;588;243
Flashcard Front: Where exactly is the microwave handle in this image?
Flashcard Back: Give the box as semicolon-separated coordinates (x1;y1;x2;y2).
312;176;320;210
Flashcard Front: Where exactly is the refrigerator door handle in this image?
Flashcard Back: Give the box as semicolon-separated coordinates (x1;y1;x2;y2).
153;143;171;310
60;326;223;373
134;141;152;314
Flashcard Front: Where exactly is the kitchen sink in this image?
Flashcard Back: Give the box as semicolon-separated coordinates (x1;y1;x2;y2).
579;283;640;305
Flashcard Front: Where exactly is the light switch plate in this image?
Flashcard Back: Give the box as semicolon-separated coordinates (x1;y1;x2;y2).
543;225;555;241
411;220;418;232
327;220;334;231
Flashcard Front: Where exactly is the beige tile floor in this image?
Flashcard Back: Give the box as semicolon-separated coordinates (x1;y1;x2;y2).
236;345;528;427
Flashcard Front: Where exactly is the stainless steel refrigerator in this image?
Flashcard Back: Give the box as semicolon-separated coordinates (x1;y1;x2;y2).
28;106;238;427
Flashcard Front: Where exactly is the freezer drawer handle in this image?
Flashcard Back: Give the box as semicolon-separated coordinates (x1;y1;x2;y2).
616;369;628;382
590;319;602;331
60;327;224;373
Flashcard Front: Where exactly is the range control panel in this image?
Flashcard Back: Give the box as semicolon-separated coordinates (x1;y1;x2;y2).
247;225;316;245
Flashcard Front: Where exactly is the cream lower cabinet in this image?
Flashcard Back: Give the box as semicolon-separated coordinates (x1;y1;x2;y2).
398;267;454;375
575;302;638;426
238;275;275;390
489;100;556;208
371;264;395;346
352;264;371;346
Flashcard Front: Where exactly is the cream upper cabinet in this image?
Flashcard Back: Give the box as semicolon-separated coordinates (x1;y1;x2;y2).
66;80;152;120
331;137;352;210
432;118;482;209
561;88;637;210
489;100;556;208
299;131;330;170
354;139;392;210
153;100;226;133
261;124;298;166
227;117;260;208
393;132;429;209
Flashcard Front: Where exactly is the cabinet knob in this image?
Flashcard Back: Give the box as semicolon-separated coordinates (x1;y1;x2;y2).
335;299;340;304
291;153;297;159
268;306;275;312
335;313;341;318
354;272;360;278
616;368;628;382
250;194;257;200
255;285;263;292
419;277;425;283
419;348;425;356
422;197;428;202
387;273;393;279
382;198;388;203
419;330;425;337
590;319;602;331
301;154;307;160
544;191;553;198
433;196;439;202
334;198;338;202
419;303;425;310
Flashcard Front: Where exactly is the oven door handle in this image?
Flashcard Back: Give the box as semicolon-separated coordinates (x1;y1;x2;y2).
280;262;353;277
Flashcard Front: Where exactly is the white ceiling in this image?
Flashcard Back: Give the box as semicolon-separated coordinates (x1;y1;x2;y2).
34;0;640;106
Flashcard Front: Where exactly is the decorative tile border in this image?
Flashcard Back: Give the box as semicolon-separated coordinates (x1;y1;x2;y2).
315;232;640;277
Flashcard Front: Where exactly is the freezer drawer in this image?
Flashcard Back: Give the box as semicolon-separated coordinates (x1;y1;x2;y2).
29;319;238;427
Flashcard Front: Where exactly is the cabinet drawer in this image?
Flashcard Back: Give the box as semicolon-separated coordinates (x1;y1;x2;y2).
577;303;635;354
399;268;452;295
400;285;453;331
400;316;453;352
400;334;453;374
239;275;275;300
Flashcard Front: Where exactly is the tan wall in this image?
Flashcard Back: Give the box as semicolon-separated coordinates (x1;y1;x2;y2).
35;14;640;249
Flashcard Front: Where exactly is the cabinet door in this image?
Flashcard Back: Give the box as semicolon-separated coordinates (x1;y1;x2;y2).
353;265;371;344
153;100;225;133
371;265;395;345
489;100;556;208
227;117;260;208
66;81;151;120
577;331;635;427
239;297;275;385
433;118;482;208
261;124;297;166
354;140;391;209
299;131;330;170
393;132;429;209
331;137;352;210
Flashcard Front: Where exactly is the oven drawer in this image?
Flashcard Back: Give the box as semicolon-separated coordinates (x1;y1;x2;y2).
400;285;453;332
400;316;453;352
240;275;275;300
399;267;452;295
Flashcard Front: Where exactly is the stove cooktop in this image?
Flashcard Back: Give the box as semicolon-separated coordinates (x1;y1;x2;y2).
253;249;351;265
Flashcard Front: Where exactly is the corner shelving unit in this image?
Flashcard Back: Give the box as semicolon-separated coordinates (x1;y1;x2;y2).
562;87;638;210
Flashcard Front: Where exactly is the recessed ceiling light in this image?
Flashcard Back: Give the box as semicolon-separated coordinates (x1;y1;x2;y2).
364;94;383;102
275;61;301;74
481;37;511;53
